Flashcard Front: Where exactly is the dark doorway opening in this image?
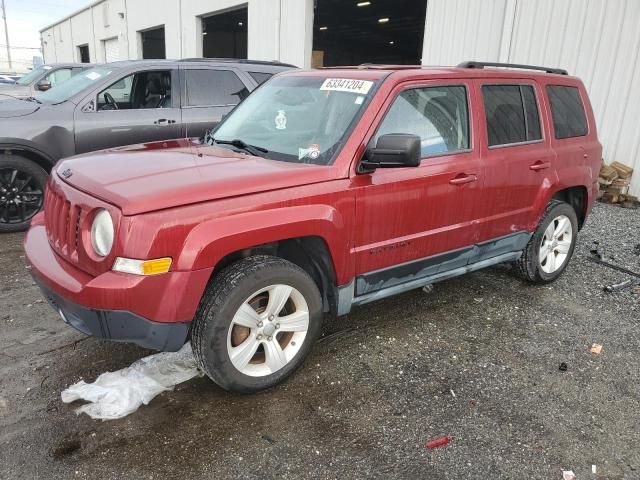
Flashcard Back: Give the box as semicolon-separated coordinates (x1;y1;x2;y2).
141;26;166;59
312;0;427;67
78;45;90;63
202;7;248;59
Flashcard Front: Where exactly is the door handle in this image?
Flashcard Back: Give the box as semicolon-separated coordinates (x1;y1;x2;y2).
449;173;478;185
529;161;551;171
154;118;168;125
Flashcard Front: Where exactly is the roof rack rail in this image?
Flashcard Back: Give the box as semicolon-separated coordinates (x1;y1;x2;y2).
457;61;568;75
179;58;297;68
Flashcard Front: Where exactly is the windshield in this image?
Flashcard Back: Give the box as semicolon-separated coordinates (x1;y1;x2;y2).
16;66;50;86
37;67;114;104
209;75;379;165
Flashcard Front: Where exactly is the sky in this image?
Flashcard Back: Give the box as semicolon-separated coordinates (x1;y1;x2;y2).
0;0;90;70
1;0;90;48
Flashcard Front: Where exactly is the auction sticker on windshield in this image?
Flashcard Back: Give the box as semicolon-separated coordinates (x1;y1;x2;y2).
320;78;373;95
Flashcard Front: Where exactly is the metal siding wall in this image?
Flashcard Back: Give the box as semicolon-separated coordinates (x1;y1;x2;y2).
422;0;640;195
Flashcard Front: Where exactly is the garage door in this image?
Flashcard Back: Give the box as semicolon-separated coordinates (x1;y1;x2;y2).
103;38;119;63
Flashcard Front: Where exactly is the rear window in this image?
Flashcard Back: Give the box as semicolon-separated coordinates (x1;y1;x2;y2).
184;69;249;107
482;85;542;147
249;71;273;85
547;85;588;139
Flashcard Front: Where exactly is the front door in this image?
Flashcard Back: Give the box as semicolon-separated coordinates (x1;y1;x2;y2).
74;69;181;154
352;80;484;296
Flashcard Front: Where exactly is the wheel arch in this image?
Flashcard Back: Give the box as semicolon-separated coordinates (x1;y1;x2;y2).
211;236;339;316
552;185;589;229
0;142;56;173
175;205;350;317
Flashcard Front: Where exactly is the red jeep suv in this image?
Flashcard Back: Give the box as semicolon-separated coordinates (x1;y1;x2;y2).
25;62;602;393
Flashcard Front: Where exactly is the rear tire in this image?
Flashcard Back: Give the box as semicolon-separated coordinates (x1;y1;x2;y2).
0;155;48;233
191;255;323;393
514;200;578;284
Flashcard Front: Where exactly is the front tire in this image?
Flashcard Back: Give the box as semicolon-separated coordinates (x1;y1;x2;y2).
192;255;323;393
515;200;578;284
0;156;48;233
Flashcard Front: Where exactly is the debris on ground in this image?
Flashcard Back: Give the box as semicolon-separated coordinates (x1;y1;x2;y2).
425;436;450;449
598;161;636;207
603;279;635;293
590;343;603;355
559;362;568;372
61;343;202;420
562;470;576;480
588;244;640;279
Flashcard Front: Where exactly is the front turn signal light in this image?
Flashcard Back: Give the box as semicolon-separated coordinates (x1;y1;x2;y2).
112;257;172;276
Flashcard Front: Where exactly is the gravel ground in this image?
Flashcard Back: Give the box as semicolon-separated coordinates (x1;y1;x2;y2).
0;202;639;480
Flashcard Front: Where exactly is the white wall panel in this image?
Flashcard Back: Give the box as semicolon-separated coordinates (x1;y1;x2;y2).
42;0;312;68
422;0;640;195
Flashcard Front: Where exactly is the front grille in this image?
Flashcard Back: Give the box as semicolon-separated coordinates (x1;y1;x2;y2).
44;186;84;260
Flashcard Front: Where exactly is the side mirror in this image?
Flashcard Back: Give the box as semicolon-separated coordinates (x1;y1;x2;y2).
359;134;421;173
36;80;52;91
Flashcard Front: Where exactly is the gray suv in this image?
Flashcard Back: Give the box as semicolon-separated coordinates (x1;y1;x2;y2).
0;59;295;232
0;63;89;99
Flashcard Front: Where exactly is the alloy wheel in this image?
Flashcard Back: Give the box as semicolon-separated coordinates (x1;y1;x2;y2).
226;284;310;377
0;167;44;225
539;214;573;274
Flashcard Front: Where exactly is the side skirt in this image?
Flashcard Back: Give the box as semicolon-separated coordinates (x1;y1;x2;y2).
337;232;530;316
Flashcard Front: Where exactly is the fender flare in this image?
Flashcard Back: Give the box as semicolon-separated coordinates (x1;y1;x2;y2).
0;140;57;167
174;204;349;275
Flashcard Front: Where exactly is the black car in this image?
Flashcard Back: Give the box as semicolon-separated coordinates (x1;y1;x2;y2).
0;59;295;232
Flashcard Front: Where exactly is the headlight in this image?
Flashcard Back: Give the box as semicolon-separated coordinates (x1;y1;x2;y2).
90;209;114;257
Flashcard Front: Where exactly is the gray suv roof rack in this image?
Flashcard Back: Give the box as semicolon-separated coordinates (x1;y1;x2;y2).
457;61;568;76
179;58;297;68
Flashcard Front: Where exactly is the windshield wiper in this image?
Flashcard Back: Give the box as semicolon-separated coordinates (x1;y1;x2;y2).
25;96;42;104
213;138;269;157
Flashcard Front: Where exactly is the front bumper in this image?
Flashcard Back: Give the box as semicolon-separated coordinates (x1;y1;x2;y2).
24;215;213;351
35;277;189;351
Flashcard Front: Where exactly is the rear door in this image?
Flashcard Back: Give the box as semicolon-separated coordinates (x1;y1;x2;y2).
180;66;250;138
74;68;182;153
476;80;555;240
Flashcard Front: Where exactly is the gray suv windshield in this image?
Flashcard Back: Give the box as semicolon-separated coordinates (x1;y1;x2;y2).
37;67;114;104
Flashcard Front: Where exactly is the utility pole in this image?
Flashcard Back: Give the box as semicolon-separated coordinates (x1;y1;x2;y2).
1;0;12;71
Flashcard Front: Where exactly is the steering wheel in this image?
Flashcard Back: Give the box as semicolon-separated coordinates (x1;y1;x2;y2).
103;92;118;110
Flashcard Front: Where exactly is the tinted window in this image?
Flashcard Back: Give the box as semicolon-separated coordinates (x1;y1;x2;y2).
374;85;470;157
482;85;542;147
547;85;588;139
249;72;273;85
185;69;249;107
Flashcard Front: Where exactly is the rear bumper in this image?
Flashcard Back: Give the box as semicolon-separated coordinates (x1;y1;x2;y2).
35;277;189;351
24;215;213;351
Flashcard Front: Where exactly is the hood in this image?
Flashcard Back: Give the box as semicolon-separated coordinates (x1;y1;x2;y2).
0;97;40;118
56;139;339;215
0;84;32;100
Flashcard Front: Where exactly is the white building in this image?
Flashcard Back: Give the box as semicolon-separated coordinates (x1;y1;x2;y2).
40;0;640;195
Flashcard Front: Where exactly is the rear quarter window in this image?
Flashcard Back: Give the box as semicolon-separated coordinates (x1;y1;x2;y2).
546;85;588;139
248;72;273;85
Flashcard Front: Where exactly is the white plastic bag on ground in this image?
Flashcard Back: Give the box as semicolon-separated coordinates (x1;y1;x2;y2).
61;342;203;420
